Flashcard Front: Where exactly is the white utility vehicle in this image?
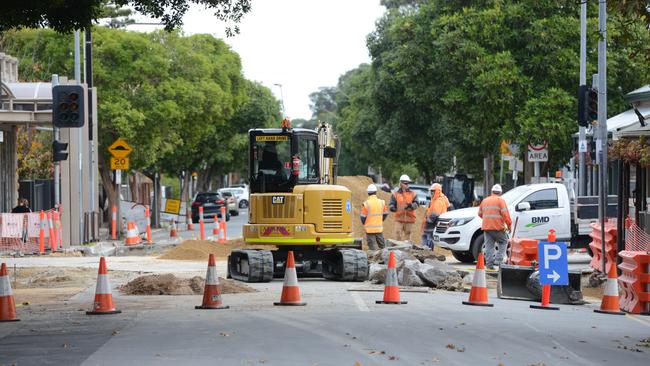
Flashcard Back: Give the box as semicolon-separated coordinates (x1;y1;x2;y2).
434;183;597;263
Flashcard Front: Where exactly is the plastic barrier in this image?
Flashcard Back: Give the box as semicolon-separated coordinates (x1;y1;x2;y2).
588;220;617;274
0;210;59;253
0;213;25;253
507;237;538;266
618;250;650;315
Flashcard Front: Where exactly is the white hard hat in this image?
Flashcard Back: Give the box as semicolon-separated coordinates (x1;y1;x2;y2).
430;183;442;191
491;184;503;193
367;184;377;193
399;174;411;183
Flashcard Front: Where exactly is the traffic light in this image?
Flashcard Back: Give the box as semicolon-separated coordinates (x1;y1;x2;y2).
52;85;85;128
52;140;68;162
586;87;598;123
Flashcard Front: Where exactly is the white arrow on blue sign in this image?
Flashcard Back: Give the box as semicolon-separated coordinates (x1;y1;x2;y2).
538;241;569;286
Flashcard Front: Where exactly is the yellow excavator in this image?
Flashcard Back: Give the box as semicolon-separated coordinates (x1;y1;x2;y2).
228;119;369;282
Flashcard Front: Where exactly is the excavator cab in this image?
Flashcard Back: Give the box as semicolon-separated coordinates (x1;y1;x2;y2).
228;120;368;283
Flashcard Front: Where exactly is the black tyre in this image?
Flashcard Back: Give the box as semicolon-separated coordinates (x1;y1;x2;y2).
239;199;248;209
451;250;475;263
470;233;485;262
226;213;231;221
230;209;239;216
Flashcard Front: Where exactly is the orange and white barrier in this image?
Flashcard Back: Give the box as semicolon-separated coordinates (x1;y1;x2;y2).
186;210;194;231
594;264;625;315
124;221;141;246
274;251;306;306
376;251;407;304
111;205;117;240
145;207;152;243
39;210;46;253
199;207;205;240
87;257;121;315
0;263;19;322
170;219;178;238
462;253;493;307
47;212;58;252
195;254;229;310
213;216;220;236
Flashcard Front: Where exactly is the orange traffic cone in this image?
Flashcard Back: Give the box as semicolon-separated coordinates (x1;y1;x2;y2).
170;219;178;238
462;253;493;307
195;254;229;310
124;221;141;246
376;251;407;304
0;263;19;322
213;216;220;236
87;257;121;315
594;263;625;315
274;251;306;306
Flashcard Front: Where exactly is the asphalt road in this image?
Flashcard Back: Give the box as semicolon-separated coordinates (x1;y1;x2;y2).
1;275;648;365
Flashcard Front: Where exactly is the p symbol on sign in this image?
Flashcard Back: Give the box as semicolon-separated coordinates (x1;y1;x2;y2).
543;244;561;269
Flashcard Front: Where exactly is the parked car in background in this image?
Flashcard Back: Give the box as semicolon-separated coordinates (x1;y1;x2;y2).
220;191;239;216
220;186;249;208
191;192;230;223
408;184;432;206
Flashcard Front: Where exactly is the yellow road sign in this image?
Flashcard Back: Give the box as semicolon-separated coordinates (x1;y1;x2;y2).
165;199;181;214
108;138;132;158
110;157;129;170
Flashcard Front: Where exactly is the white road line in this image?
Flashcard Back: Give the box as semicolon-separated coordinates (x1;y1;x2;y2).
349;290;370;312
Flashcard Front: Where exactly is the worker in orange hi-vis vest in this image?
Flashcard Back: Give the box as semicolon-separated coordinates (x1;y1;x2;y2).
389;174;419;242
478;184;512;271
360;184;389;250
421;183;449;250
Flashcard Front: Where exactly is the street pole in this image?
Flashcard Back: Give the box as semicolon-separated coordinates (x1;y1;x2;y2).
74;30;84;242
598;0;608;273
84;28;95;215
579;0;587;196
51;74;60;206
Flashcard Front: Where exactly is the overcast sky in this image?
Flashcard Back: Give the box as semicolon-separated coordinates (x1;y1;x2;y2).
129;0;385;120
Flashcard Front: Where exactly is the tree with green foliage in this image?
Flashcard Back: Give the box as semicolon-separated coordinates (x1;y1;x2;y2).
0;1;251;35
331;0;650;186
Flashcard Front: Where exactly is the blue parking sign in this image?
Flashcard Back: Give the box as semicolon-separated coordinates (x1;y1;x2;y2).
538;241;568;286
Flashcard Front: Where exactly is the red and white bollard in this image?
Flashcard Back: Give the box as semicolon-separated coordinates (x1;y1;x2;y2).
47;212;57;252
145;206;152;243
187;209;194;231
56;205;63;248
199;206;205;241
219;206;227;243
111;205;117;240
39;210;46;254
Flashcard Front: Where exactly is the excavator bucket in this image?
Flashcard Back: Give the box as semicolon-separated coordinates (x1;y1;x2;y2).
497;264;583;304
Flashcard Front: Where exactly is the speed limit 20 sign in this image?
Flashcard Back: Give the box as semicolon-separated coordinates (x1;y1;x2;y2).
110;157;129;170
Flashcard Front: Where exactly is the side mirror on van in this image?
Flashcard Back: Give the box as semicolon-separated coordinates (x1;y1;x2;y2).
516;202;531;211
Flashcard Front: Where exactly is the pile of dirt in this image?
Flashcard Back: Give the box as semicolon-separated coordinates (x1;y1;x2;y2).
338;176;427;246
120;273;256;295
158;239;274;261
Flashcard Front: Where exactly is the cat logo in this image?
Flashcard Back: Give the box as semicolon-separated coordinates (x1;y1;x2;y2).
272;196;285;204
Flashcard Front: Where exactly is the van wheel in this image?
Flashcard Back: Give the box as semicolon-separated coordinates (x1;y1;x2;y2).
452;250;475;263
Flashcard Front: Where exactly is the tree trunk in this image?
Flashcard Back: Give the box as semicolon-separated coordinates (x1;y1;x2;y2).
196;165;213;192
98;154;116;230
180;171;191;202
484;152;494;194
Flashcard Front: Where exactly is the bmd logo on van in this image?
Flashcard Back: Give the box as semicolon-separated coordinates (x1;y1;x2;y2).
526;216;550;228
272;196;285;204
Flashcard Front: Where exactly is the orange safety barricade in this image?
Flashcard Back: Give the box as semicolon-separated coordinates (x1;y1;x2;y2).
507;237;538;266
588;220;618;274
26;212;49;253
618;251;650;315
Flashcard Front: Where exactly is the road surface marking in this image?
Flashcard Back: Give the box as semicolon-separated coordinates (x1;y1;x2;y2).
524;323;592;366
625;314;650;328
348;288;369;312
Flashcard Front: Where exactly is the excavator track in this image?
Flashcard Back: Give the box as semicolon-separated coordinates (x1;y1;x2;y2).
322;249;369;281
228;249;274;283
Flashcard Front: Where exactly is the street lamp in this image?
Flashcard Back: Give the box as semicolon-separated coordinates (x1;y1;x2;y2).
273;83;286;117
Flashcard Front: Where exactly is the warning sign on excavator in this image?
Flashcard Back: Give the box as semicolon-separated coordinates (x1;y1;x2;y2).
255;135;288;142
